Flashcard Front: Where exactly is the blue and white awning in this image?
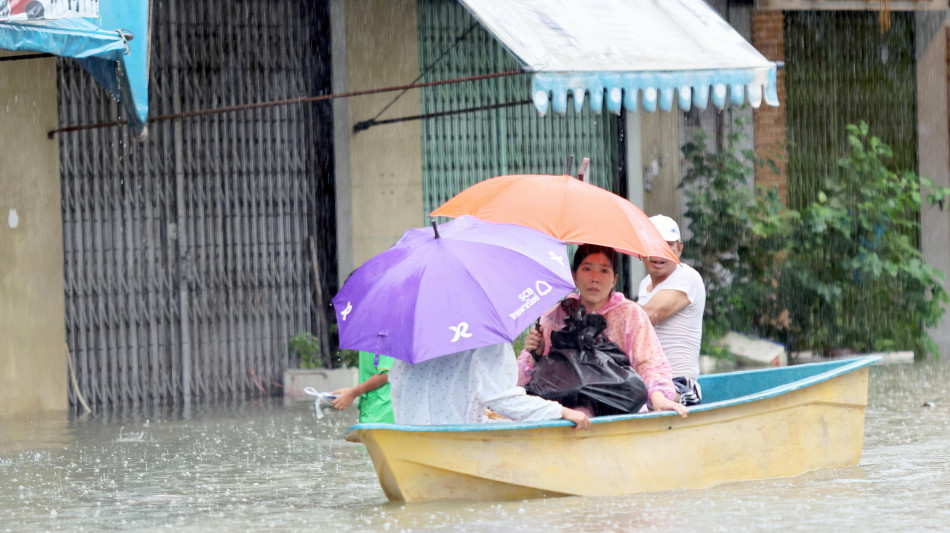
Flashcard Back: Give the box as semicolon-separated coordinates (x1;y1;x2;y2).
0;0;150;137
458;0;779;115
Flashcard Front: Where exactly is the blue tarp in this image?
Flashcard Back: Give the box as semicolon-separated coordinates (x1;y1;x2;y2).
458;0;779;115
0;0;149;137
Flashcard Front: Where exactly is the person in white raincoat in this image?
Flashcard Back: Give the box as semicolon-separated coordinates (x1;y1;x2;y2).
389;343;590;430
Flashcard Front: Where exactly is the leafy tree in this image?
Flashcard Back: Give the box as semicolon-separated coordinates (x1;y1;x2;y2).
289;332;323;369
776;122;948;356
680;117;794;353
681;119;949;358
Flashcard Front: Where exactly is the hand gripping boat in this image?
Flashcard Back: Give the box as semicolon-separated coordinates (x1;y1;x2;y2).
344;356;880;502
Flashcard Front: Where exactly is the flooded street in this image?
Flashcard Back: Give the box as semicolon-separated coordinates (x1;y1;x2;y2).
4;4;949;532
2;358;948;532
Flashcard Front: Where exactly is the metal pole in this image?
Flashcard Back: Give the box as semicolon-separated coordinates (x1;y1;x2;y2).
169;0;192;409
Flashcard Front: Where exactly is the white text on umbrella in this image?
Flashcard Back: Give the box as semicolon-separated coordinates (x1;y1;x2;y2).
340;302;353;321
548;250;565;266
509;287;541;320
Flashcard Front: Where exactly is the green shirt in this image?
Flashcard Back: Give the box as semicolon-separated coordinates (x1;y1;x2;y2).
356;351;395;424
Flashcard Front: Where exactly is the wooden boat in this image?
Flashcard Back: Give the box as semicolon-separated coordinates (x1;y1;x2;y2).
344;355;880;502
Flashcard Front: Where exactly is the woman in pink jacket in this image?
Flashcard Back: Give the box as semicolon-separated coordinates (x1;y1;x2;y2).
517;244;688;417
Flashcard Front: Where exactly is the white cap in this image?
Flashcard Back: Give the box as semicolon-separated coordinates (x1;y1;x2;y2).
649;215;681;242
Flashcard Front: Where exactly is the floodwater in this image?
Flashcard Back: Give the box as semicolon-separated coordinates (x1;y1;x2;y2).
1;359;948;532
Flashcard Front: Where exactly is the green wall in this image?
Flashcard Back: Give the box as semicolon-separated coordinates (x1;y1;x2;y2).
417;0;624;221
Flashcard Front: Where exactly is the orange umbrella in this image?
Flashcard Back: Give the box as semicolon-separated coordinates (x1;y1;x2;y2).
431;174;678;262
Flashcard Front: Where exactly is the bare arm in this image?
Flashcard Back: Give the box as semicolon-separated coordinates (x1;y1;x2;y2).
639;289;690;326
649;391;688;417
561;406;591;430
331;372;389;410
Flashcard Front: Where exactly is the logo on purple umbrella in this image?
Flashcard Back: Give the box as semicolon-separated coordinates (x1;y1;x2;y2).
548;250;565;266
510;282;546;320
449;322;473;342
536;280;552;296
340;302;353;321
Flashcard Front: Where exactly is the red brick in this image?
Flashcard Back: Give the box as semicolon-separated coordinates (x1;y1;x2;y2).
752;10;788;203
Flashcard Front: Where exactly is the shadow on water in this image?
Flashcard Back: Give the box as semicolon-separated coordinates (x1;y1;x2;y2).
1;358;949;532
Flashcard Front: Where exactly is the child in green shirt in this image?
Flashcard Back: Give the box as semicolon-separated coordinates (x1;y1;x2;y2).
331;351;395;423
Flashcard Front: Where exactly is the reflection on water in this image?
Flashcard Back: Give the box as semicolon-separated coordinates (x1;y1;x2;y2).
1;359;948;532
0;415;73;455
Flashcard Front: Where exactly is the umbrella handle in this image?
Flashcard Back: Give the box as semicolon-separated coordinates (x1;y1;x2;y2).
529;319;543;360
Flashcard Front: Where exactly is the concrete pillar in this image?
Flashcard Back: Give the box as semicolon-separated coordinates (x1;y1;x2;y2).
625;111;646;292
916;12;950;356
0;52;67;419
333;0;423;280
640;108;683;221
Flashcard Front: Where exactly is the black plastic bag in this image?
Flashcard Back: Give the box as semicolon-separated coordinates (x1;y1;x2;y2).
526;300;648;416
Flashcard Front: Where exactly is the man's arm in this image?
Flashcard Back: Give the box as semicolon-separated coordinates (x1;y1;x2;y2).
639;289;690;326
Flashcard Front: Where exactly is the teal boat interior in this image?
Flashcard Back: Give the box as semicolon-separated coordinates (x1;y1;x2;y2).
697;354;881;405
345;355;882;436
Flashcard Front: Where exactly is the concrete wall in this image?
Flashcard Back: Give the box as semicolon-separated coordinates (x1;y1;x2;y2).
916;13;950;356
0;53;68;420
332;0;423;279
639;109;683;222
626;95;686;290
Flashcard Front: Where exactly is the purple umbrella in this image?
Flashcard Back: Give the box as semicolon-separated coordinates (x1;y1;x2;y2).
332;216;575;364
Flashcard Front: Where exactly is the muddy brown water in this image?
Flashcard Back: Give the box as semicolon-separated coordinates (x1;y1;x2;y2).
1;359;948;532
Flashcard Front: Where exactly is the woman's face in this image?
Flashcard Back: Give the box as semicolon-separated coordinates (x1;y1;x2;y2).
572;252;618;312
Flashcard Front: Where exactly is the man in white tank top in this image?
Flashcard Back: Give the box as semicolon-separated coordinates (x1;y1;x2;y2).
637;215;706;405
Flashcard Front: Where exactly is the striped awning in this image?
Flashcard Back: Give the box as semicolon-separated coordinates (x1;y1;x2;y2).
458;0;779;115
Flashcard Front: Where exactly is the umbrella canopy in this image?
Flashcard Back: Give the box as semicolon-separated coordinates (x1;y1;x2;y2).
431;174;678;262
332;216;576;364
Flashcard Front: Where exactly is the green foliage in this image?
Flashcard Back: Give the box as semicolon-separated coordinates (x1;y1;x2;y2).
681;119;949;358
776;122;949;356
327;321;360;368
680;117;795;356
335;349;360;368
289;332;323;369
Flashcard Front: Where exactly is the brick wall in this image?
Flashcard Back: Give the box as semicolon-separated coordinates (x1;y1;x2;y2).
752;10;788;203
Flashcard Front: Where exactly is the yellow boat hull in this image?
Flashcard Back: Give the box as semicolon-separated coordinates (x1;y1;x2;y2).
345;356;877;502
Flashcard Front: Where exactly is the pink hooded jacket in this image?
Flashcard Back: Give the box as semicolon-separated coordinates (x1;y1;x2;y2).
517;292;677;404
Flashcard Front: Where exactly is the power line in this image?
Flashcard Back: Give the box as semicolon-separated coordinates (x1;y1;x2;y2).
47;69;525;138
